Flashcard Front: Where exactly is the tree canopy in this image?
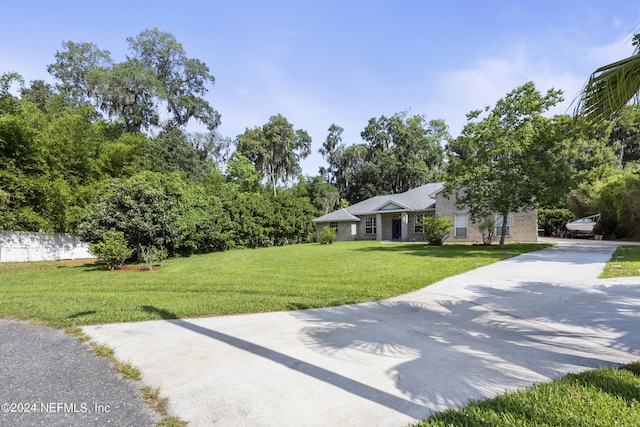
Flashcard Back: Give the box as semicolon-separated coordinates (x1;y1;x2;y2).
446;82;564;247
47;28;220;133
3;27;640;251
236;114;312;198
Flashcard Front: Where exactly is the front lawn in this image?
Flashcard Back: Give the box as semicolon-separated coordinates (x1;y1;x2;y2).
601;245;640;278
0;241;546;328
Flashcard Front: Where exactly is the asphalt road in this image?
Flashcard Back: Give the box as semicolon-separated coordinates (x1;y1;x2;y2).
0;320;160;427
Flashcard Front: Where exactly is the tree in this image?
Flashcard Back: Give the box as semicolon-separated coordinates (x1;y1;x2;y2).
225;152;262;192
576;167;640;239
529;114;618;208
319;123;345;185
149;129;209;180
77;172;179;255
20;80;56;111
574;33;640;123
47;29;220;134
359;112;447;194
236;114;312;198
0;72;24;112
188;131;232;169
78;171;231;256
127;28;221;132
445;82;564;248
301;175;342;215
608;106;640;166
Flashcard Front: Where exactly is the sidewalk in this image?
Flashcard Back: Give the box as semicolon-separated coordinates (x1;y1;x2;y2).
83;240;640;426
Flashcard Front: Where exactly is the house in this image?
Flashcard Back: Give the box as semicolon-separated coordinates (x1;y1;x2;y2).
312;182;538;243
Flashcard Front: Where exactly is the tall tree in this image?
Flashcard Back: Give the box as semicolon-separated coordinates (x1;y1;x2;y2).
20;80;55;111
236;114;311;198
319;123;345;185
608;106;640;166
357;112;447;195
47;29;220;134
127;28;221;132
47;41;113;105
574;33;640;122
446;82;564;248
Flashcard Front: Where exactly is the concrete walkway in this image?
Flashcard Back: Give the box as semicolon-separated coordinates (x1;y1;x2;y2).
83;239;640;427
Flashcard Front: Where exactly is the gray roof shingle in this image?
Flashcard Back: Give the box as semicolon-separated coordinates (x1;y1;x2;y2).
313;182;443;222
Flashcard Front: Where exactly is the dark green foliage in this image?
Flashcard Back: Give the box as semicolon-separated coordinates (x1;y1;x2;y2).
567;166;640;239
338;113;448;203
78;172;231;256
593;167;640;238
537;208;574;237
609;107;640;166
147;129;210;180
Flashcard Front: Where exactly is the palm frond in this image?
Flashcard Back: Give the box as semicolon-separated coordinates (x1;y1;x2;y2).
574;53;640;122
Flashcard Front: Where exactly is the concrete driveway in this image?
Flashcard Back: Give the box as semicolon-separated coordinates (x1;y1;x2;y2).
83;239;640;426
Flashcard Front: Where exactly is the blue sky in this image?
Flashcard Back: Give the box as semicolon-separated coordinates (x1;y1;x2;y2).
2;1;640;176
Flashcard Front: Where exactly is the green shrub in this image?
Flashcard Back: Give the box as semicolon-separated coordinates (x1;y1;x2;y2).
475;215;495;245
319;226;337;244
89;231;133;270
421;216;451;246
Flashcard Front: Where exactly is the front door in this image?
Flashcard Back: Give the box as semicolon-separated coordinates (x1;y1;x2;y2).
392;218;401;240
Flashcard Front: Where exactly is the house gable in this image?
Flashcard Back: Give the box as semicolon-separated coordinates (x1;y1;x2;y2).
373;200;411;212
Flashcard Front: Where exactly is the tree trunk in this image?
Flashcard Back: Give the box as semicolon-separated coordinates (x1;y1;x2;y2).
499;211;508;249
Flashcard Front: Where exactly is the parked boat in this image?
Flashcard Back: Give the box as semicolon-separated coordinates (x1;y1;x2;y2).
566;214;601;234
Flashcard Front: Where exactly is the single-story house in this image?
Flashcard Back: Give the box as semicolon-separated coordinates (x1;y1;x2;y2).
313;182;538;243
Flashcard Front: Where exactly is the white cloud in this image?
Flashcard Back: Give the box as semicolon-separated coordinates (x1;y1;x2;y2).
585;34;635;64
424;40;625;137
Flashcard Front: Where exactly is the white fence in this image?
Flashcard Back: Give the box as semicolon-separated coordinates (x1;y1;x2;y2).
0;231;94;263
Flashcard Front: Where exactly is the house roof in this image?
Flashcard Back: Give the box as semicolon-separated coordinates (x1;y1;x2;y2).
313;208;362;223
313;182;444;222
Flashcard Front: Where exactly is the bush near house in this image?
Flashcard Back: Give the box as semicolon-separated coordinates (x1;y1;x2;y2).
421;216;451;246
319;226;337;244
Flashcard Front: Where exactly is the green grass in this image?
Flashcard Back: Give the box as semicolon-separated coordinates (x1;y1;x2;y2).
0;241;547;328
601;245;640;278
414;361;640;427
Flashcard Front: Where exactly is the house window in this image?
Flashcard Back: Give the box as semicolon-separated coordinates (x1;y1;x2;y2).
365;217;377;235
454;214;468;237
414;214;426;233
495;213;511;236
329;222;338;231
